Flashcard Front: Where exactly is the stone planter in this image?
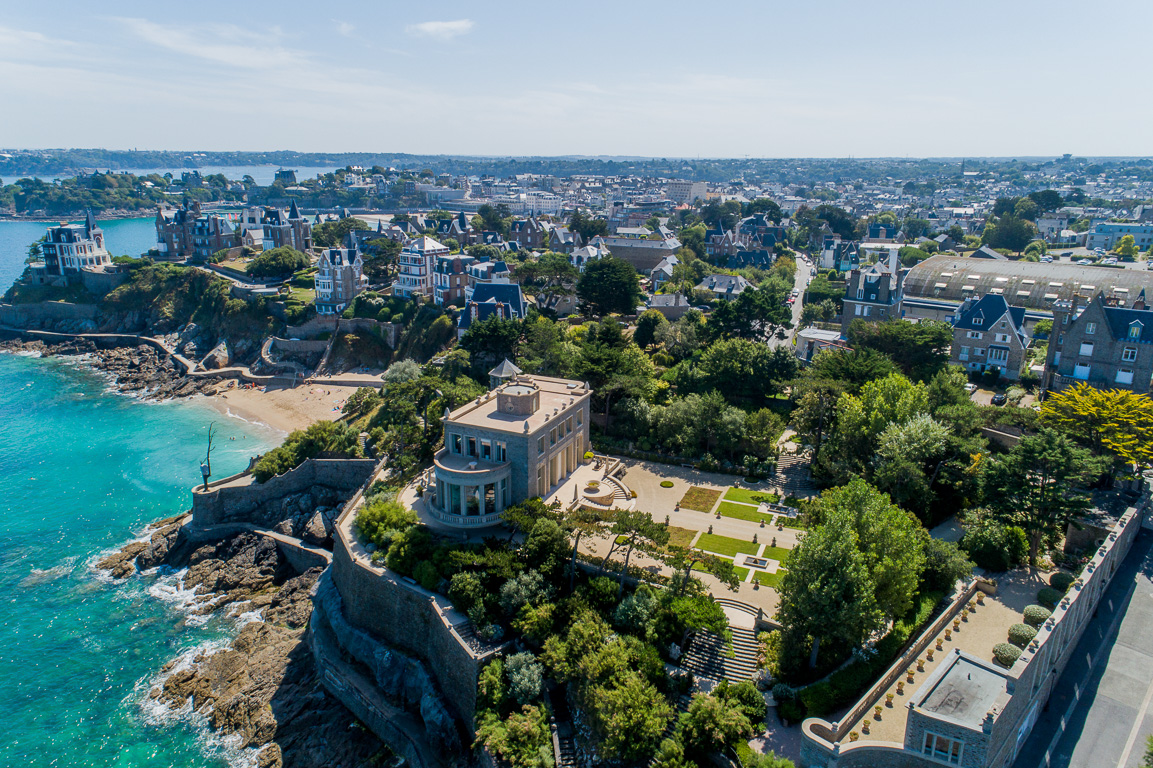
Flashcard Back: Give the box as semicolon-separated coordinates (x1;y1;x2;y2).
886;693;894;706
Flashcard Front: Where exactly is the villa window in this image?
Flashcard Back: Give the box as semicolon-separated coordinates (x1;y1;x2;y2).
973;318;983;326
467;437;477;457
567;417;573;435
550;428;557;447
1079;342;1094;357
1130;324;1142;338
451;434;462;454
1123;347;1138;362
495;442;507;462
480;440;492;461
1117;368;1135;385
576;410;583;427
537;437;544;454
1086;322;1096;335
922;732;963;765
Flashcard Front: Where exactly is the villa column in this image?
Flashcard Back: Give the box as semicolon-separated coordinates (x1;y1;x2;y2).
459;483;467;517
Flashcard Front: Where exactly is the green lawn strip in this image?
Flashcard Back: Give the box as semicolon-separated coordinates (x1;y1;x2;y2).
723;487;781;506
754;570;785;588
775;515;807;530
679;486;722;512
732;566;750;581
695;532;759;558
716;501;775;524
760;545;792;562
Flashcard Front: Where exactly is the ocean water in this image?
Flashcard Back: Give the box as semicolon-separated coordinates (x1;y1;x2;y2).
0;352;282;767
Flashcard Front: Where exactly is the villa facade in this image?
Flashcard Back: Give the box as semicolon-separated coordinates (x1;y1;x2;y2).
430;375;591;527
41;212;112;275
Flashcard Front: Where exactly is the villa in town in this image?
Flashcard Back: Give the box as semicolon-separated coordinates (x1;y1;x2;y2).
428;372;591;526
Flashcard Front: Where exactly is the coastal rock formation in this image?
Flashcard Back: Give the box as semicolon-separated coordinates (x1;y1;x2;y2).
0;338;225;399
154;565;386;768
95;513;190;579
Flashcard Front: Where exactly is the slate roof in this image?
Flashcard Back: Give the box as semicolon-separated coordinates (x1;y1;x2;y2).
696;274;753;296
470;282;526;317
489;359;522;378
1098;296;1153;343
952;294;1026;342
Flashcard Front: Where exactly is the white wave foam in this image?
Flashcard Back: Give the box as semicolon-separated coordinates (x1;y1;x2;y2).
14;349;43;358
134;641;260;768
144;568;213;626
18;563;71;587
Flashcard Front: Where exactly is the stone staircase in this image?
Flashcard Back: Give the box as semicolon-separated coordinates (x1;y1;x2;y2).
774;451;817;498
679;625;760;684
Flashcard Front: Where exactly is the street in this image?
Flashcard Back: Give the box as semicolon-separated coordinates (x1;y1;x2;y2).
1013;529;1153;768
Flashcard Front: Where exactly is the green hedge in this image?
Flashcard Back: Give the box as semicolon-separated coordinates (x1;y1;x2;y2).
1008;623;1037;649
1049;572;1075;593
993;643;1022;667
1023;605;1052;627
1037;587;1063;610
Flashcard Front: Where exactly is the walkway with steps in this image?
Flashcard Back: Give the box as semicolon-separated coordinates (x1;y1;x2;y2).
773;451;817;498
679;625;761;684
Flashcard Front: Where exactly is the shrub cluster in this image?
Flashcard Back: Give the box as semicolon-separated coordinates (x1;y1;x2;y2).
1007;623;1037;649
993;643;1022;667
1037;587;1063;610
1049;571;1075;593
1022;604;1052;627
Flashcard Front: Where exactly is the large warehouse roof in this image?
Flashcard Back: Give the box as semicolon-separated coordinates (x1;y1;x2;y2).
902;255;1153;310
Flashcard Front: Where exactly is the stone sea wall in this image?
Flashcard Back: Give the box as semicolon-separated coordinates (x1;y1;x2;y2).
190;459;377;528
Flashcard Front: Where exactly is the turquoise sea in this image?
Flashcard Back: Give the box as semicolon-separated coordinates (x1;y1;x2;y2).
0;221;282;766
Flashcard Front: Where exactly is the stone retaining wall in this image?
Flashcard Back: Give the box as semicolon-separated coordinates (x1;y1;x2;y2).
0;301;98;326
190;458;377;527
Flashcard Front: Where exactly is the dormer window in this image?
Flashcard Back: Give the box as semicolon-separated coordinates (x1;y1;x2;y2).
1129;322;1142;339
973;318;983;326
1086;322;1096;335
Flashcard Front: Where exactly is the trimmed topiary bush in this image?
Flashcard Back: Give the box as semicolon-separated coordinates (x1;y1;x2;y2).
660;480;674;488
993;643;1022;667
771;682;797;702
1008;623;1038;649
1023;605;1052;627
1037;587;1063;610
1050;571;1075;593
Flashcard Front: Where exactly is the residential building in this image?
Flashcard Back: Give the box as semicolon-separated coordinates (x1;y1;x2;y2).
819;236;857;272
155;201;239;261
795;327;849;363
666;180;708;205
1045;293;1153;393
458;282;528;339
433;254;475;307
592;229;681;272
395;236;450;299
650;254;679;287
509;218;548;249
696;274;753;301
465;258;512;301
41;211;112;276
841;254;903;335
646;293;691;319
1085;222;1153;251
570;242;610;272
314;247;368;315
950;294;1028;380
259;201;313;252
429;374;591;527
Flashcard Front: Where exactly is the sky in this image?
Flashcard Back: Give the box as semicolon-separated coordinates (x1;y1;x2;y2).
1;0;1151;158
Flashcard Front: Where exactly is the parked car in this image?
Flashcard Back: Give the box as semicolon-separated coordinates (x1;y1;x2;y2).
1077;258;1093;265
1103;257;1118;265
964;383;978;395
991;393;1008;406
1040;256;1053;263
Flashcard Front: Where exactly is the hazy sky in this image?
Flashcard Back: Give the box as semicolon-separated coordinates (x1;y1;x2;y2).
2;0;1150;158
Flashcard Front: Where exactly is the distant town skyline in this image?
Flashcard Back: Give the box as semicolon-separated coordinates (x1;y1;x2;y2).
2;0;1150;158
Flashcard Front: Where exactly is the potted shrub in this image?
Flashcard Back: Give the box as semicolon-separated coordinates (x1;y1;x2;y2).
976;592;985;604
862;720;871;735
917;658;925;672
961;608;970;622
935;638;943;651
896;681;904;694
953;618;961;631
944;628;952;641
927;649;934;662
906;669;915;683
874;705;882;719
886;693;894;706
849;731;860;742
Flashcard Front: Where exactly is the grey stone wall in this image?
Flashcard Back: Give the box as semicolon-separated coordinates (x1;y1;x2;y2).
0;301;98;326
191;459;377;527
330;536;484;730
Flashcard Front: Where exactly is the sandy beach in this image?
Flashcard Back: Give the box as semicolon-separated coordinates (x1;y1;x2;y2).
208;380;360;434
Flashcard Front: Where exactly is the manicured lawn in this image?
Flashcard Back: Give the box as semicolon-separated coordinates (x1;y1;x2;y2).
695;533;759;558
732;566;750;581
716;501;775;524
723;487;780;506
754;570;785;588
679;486;722;513
666;525;697;550
761;545;792;563
775;515;807;530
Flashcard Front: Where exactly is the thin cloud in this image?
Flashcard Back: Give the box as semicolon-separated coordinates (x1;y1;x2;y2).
405;19;473;40
334;20;355;38
116;18;303;71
